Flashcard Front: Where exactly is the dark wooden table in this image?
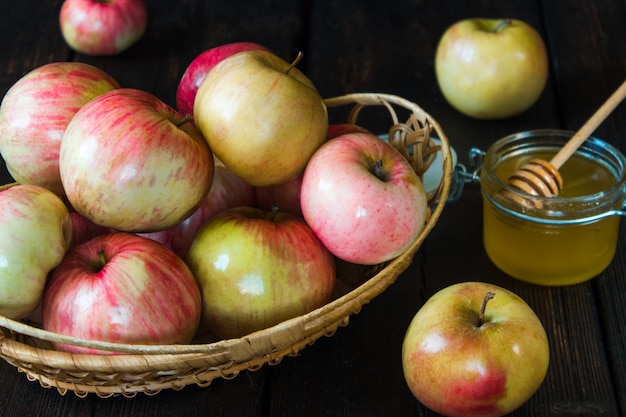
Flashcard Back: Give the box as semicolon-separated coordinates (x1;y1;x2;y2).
1;1;625;416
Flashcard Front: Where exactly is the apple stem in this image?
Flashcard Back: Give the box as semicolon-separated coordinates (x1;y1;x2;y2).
90;249;108;272
493;19;513;33
176;114;193;128
373;159;388;181
268;204;280;221
478;292;496;326
285;51;304;75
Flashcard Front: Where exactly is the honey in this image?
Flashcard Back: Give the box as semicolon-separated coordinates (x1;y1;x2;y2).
480;130;626;286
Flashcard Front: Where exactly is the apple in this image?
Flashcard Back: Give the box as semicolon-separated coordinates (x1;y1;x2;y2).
0;62;120;195
326;123;372;140
186;206;336;339
176;42;272;117
300;132;429;265
0;184;71;319
254;174;303;216
41;232;202;355
138;161;255;258
193;50;328;187
59;0;147;56
435;18;548;119
68;211;113;249
59;88;214;232
402;282;549;417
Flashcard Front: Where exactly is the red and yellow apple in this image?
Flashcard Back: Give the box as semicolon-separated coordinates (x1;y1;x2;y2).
42;232;202;354
300;132;428;265
402;282;549;417
435;18;548;119
59;88;214;232
186;206;336;339
0;62;119;195
176;41;272;117
193;50;328;187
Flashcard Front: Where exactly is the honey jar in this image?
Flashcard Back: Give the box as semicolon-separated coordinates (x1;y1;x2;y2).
479;130;626;286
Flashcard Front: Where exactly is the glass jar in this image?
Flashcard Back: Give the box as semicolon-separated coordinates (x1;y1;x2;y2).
479;130;626;286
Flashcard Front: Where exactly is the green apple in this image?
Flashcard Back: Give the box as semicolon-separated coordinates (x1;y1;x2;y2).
193;50;328;186
435;19;548;119
0;184;72;319
186;206;336;339
402;282;549;417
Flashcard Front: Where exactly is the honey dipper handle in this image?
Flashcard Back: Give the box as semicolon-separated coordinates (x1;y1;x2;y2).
550;79;626;170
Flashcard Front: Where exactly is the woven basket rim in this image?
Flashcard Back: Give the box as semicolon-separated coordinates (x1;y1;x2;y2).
0;92;454;396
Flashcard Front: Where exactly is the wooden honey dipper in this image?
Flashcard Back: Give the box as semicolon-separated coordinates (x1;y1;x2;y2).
506;79;626;200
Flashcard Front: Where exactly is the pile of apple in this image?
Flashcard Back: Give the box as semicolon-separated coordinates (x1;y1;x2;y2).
0;42;430;352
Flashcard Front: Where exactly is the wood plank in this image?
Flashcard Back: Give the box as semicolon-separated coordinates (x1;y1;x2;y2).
305;0;560;158
0;359;270;417
0;360;95;417
598;232;626;415
542;0;626;414
0;1;69;82
90;373;270;417
266;261;424;416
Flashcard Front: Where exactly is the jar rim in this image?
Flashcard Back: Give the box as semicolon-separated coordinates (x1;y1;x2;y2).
480;129;626;223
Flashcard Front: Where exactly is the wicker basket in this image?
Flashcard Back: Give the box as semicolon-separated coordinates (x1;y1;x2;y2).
0;93;453;397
